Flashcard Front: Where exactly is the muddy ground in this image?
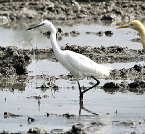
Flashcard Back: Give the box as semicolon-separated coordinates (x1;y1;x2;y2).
0;0;145;27
0;0;145;134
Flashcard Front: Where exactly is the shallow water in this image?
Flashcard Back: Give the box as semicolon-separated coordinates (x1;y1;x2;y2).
0;23;143;49
0;22;145;133
0;77;145;133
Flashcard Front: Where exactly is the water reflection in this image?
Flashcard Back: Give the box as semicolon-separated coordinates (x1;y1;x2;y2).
79;100;99;116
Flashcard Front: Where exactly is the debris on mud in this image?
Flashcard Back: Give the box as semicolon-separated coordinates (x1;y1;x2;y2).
4;112;22;118
86;30;113;37
36;82;58;91
112;120;142;128
27;95;41;100
45;113;76;119
28;127;47;134
90;121;104;127
62;113;75;119
131;38;140;43
28;116;35;124
51;129;64;134
70;30;80;37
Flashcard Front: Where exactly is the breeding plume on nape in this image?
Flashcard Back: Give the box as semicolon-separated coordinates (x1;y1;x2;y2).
117;20;145;50
27;20;111;100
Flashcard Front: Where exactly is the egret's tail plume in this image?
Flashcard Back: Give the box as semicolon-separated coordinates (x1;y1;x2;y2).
95;64;112;78
103;66;112;77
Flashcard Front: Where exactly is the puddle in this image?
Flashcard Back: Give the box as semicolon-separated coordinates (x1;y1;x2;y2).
0;23;143;50
0;78;145;133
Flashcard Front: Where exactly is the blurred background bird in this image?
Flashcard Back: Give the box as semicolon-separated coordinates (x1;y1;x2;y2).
117;20;145;50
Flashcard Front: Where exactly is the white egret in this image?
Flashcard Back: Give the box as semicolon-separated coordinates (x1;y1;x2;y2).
27;20;111;100
117;20;145;50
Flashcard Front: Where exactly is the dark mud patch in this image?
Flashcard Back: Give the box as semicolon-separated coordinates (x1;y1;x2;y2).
103;81;145;94
0;46;31;77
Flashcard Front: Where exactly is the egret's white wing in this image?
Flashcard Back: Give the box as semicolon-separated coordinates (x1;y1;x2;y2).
65;50;111;77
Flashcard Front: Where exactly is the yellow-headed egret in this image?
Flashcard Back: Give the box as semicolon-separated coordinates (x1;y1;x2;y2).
117;20;145;50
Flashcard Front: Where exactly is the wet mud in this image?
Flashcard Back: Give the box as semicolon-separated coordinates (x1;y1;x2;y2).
0;0;144;26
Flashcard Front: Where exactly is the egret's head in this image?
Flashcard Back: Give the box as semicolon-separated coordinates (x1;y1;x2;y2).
27;20;54;31
117;20;144;32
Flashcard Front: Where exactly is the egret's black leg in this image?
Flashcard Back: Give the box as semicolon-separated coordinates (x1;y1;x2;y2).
77;77;100;100
79;98;84;115
77;81;83;100
82;76;100;94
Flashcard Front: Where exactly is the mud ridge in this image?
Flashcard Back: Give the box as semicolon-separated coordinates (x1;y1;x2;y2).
0;45;144;77
28;45;144;63
0;0;144;26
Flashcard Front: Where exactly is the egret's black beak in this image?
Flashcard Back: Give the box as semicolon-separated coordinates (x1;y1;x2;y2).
27;23;44;31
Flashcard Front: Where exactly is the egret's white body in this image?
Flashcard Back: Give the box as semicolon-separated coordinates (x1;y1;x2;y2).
55;50;109;80
27;20;111;100
53;47;110;80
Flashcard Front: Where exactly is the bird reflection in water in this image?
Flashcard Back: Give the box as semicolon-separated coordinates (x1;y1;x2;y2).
79;99;99;116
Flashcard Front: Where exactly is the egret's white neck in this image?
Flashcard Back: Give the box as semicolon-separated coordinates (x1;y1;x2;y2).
49;25;63;59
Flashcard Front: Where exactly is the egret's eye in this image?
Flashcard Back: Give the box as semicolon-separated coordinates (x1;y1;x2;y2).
130;23;134;26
